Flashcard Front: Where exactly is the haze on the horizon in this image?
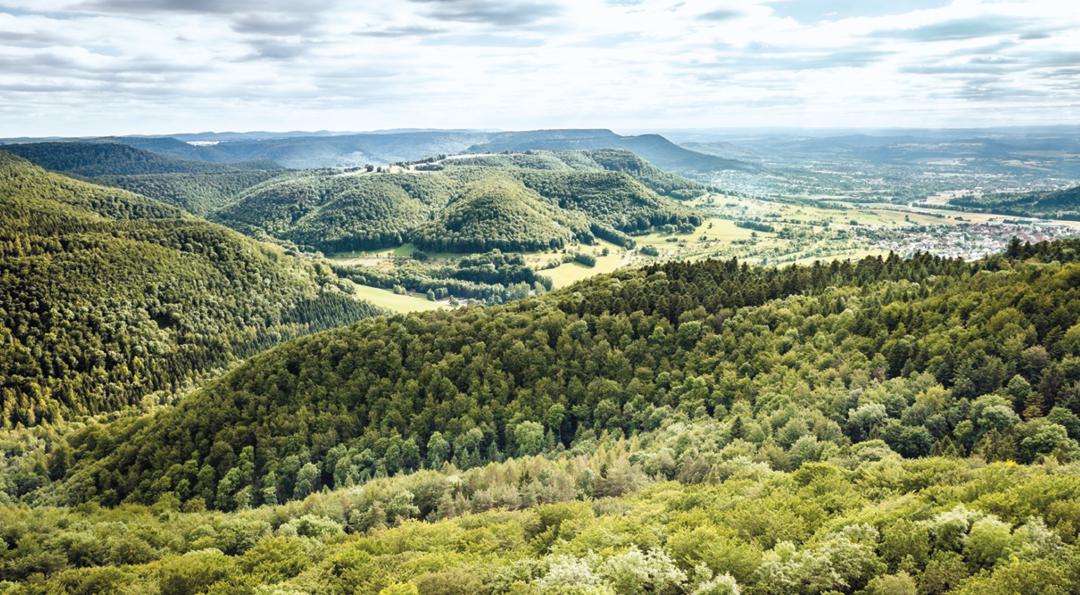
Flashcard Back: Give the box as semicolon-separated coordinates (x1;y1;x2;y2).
1;0;1078;137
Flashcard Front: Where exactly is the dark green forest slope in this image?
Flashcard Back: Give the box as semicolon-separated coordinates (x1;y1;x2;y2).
90;171;288;217
1;142;283;177
0;151;382;428
213;165;699;255
45;239;1080;514
949;186;1080;219
211;170;459;254
411;174;591;253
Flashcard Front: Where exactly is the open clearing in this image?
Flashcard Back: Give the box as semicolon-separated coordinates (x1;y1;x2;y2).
352;284;445;314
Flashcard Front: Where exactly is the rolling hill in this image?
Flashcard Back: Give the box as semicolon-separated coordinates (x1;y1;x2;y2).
949;186;1080;219
89;170;288;217
0;150;382;428
211;155;701;255
211;169;460;254
1;141;283;177
439;148;713;199
411;174;591;253
467;132;757;174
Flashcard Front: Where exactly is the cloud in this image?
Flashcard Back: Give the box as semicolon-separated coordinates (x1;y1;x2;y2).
353;25;444;37
419;34;546;47
0;0;1078;134
1019;31;1052;40
565;31;643;48
230;13;322;36
765;0;950;24
234;39;312;61
407;0;562;27
698;9;741;22
869;15;1033;42
693;49;891;72
72;0;317;14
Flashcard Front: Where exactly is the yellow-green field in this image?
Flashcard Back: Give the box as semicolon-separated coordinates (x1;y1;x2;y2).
352;284;445;314
540;252;630;288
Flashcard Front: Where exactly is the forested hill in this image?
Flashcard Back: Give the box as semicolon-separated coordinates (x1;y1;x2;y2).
437;148;713;200
90;170;288;217
0;151;383;428
1;142;284;177
949;185;1080;219
212;165;700;255
52;240;1080;511
467;133;757;174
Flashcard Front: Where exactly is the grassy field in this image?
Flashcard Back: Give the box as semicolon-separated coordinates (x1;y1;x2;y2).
352;284;445;314
542;252;630;288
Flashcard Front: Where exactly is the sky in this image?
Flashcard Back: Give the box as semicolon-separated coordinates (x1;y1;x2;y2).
1;0;1078;136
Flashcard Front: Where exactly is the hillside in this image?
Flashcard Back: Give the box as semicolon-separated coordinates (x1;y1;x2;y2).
212;163;698;255
949;186;1080;219
42;240;1080;514
1;142;284;177
113;131;495;168
90;170;287;217
468;133;757;174
412;174;590;252
440;148;713;199
211;170;459;254
0;151;383;428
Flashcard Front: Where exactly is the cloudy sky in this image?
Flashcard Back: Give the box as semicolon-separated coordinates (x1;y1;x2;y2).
1;0;1078;136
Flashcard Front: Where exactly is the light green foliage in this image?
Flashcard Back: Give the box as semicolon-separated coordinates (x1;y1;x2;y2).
379;582;419;595
753;525;884;595
864;572;916;595
277;515;342;539
537;553;603;592
598;547;686;595
963;517;1014;571
240;537;309;582
158;549;237;595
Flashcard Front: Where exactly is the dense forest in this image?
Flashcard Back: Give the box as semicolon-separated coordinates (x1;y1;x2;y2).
212;165;697;255
1;142;284;177
90;171;288;217
4;445;1078;595
4;239;1080;594
411;174;591;253
0;151;383;429
23;239;1080;511
435;149;713;200
211;170;458;255
949;186;1080;219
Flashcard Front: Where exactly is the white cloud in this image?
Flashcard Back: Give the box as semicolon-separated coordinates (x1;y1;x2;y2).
0;0;1078;136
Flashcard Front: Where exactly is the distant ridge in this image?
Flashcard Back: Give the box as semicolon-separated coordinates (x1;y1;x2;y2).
92;129;756;173
1;141;284;176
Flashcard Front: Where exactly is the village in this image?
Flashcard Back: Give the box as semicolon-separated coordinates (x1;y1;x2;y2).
853;220;1080;261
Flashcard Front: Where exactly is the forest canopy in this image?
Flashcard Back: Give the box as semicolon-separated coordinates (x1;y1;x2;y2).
0;150;382;429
